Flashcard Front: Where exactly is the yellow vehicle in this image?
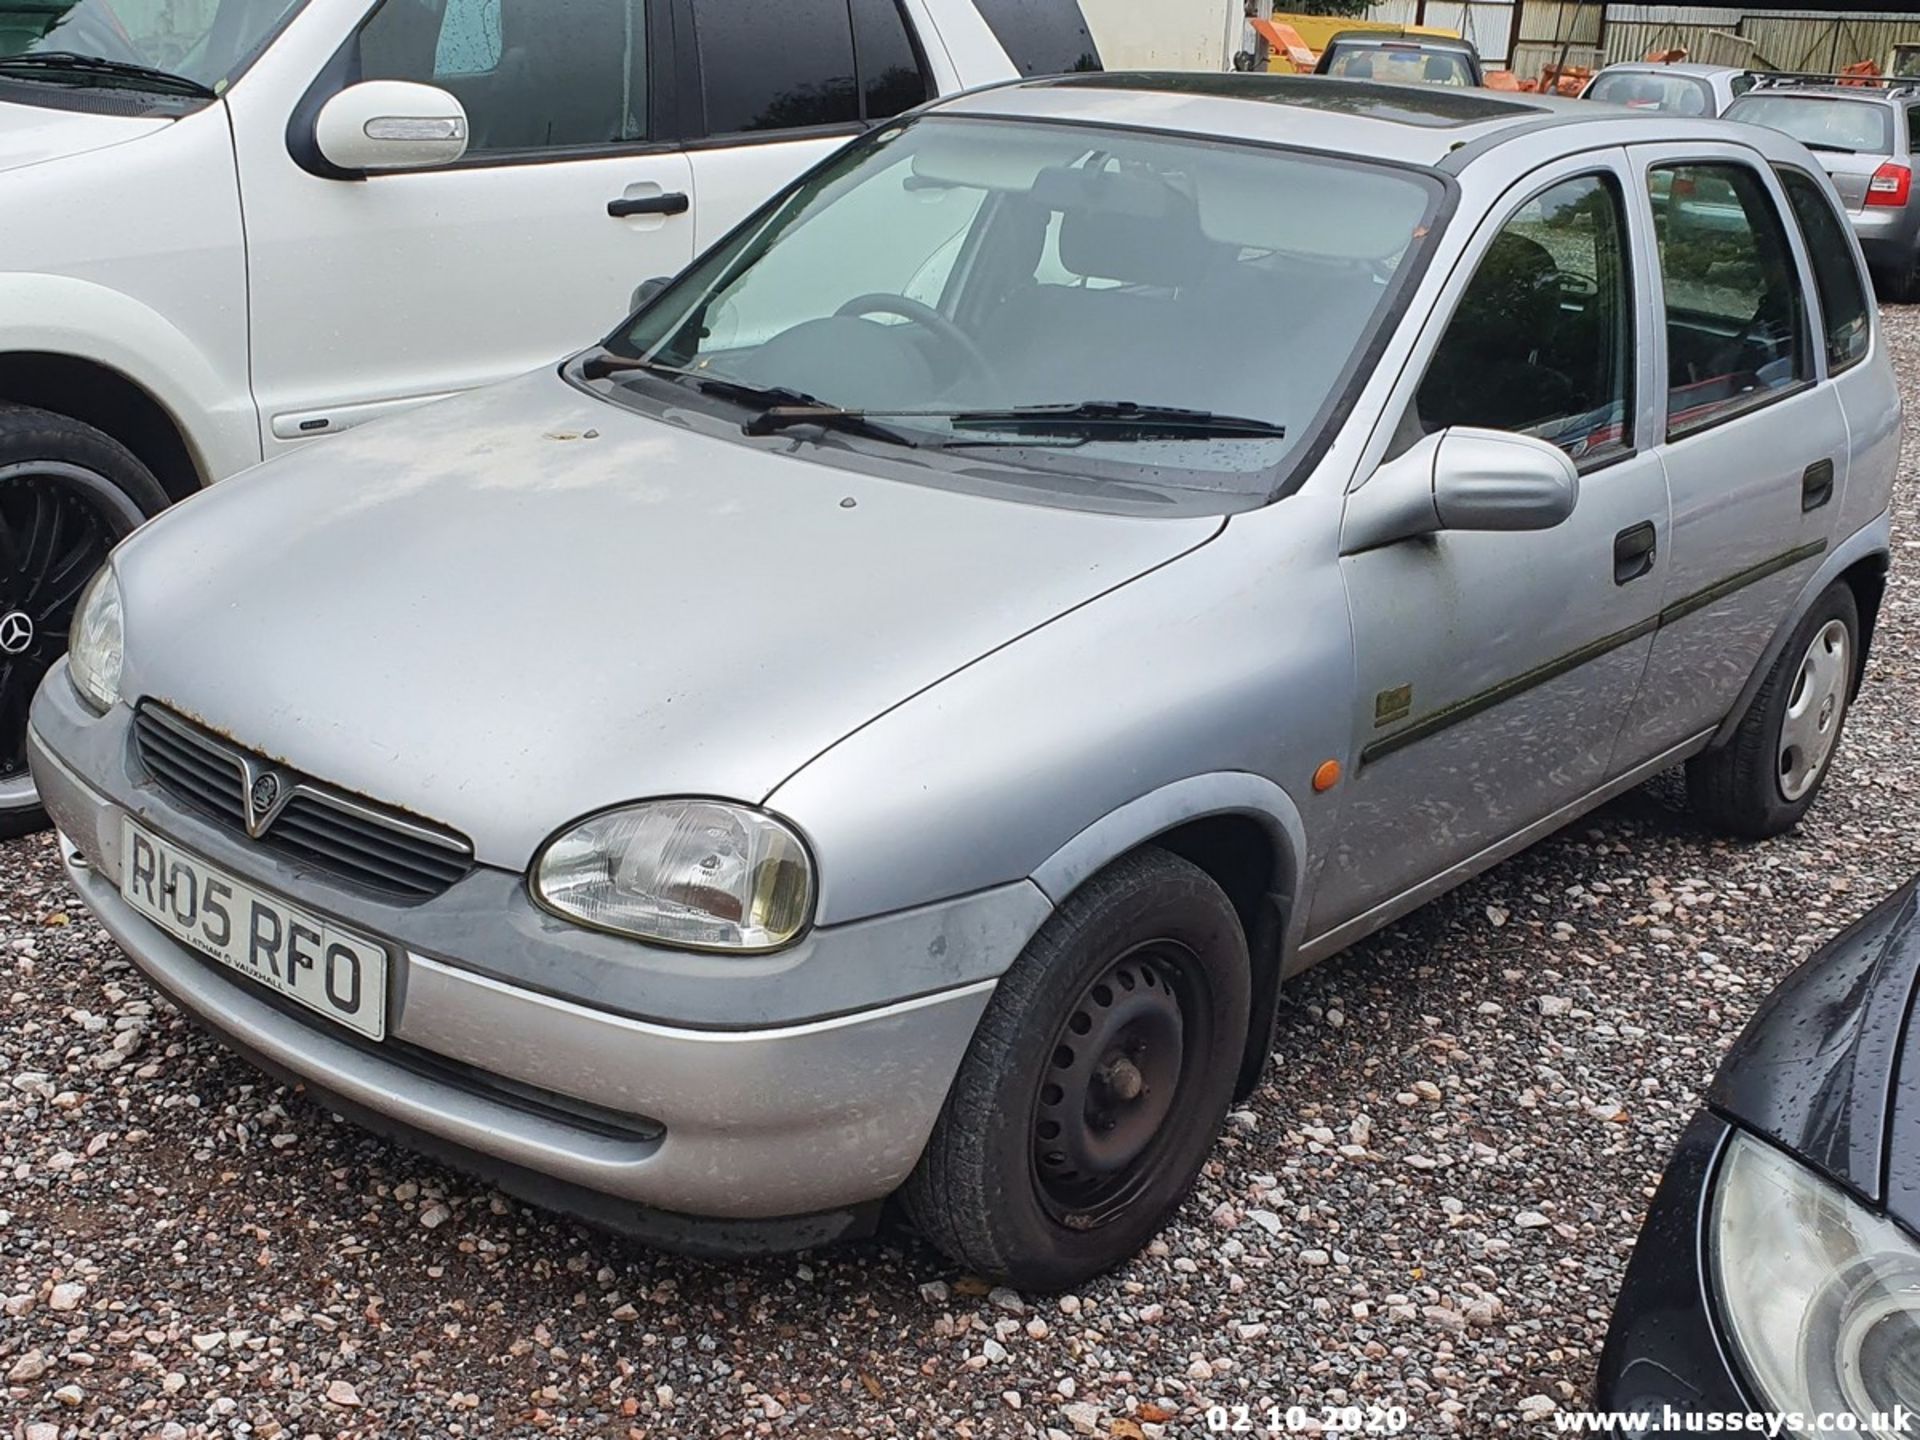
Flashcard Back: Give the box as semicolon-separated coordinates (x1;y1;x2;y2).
1261;12;1462;74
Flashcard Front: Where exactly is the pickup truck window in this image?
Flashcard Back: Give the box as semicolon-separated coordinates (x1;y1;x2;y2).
359;0;648;155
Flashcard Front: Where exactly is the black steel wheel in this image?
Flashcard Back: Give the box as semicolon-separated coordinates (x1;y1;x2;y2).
0;407;167;838
903;847;1250;1290
1031;942;1200;1230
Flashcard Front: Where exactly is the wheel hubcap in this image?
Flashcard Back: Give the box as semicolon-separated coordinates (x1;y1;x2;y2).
0;463;141;799
1032;944;1191;1229
1777;617;1851;803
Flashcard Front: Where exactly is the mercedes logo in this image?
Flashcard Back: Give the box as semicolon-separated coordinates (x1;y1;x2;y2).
250;773;281;814
0;611;32;656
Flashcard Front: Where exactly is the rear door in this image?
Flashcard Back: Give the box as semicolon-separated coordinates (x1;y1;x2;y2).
675;0;938;254
1613;143;1850;765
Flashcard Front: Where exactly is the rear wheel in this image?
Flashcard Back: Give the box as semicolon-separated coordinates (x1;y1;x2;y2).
902;847;1250;1290
0;407;167;840
1687;582;1858;840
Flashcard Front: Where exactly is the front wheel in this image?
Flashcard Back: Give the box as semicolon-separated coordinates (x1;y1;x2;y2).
0;406;168;839
1687;581;1859;840
902;847;1250;1290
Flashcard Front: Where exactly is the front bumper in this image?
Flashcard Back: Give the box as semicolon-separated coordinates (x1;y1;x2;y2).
28;679;1035;1233
1594;1112;1753;1427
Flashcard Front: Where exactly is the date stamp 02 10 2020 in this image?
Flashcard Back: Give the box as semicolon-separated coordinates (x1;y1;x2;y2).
1205;1403;1412;1435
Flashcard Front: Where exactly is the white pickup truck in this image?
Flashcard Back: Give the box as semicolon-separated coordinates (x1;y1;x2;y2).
0;0;1104;832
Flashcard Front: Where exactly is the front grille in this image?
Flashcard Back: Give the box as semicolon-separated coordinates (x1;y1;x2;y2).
133;705;474;899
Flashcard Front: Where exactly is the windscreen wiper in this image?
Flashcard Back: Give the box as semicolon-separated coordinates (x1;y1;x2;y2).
748;399;1287;441
578;355;919;446
0;51;216;99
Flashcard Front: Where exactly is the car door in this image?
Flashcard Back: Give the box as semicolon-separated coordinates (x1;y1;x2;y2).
1307;153;1672;942
228;0;696;452
1612;145;1850;766
674;0;937;254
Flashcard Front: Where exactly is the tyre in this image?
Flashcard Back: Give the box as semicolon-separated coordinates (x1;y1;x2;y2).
0;405;168;840
1687;581;1859;841
902;847;1251;1290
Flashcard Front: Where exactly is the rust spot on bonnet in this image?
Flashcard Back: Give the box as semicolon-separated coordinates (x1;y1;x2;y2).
156;698;463;834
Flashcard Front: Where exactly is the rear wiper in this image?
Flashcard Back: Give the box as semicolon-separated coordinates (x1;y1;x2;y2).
0;51;216;99
1799;141;1858;154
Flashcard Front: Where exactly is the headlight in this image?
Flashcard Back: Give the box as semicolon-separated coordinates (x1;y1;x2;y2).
532;799;814;952
1712;1130;1920;1425
67;568;123;713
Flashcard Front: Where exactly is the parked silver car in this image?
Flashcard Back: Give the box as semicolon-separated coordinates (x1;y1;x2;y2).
1725;75;1920;298
26;76;1900;1287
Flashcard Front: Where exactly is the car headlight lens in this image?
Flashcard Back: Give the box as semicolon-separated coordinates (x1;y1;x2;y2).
67;568;123;713
532;799;814;952
1712;1130;1920;1425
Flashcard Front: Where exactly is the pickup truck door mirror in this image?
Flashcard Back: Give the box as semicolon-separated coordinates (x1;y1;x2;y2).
315;81;469;174
1342;427;1580;555
629;276;673;313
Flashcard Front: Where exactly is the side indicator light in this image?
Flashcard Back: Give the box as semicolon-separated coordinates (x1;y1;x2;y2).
1313;760;1342;793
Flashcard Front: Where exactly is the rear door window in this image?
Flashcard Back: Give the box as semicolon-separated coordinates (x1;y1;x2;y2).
1650;162;1809;436
972;0;1101;77
690;0;858;134
1776;167;1872;373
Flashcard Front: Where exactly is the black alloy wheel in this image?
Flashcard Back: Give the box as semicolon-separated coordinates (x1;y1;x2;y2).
0;407;168;838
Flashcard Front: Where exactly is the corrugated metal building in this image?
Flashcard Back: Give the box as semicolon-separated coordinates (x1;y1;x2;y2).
1507;4;1920;78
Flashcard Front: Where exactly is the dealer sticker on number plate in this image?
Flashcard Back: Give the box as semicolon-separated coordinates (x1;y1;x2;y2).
120;817;389;1041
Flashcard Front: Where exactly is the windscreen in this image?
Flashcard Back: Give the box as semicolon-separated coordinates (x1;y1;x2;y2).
0;0;299;90
597;116;1443;505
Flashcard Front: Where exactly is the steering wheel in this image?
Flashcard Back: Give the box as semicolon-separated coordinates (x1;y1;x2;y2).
833;293;998;390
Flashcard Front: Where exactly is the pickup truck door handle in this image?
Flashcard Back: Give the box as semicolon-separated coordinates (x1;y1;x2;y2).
1802;458;1835;512
607;192;690;219
1614;520;1657;585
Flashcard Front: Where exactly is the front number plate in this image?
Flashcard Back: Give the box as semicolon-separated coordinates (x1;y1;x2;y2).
119;818;389;1041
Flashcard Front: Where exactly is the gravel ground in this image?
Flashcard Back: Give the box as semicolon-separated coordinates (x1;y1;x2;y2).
5;310;1920;1440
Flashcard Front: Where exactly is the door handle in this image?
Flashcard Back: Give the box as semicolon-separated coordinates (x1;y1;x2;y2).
607;192;690;219
1802;458;1835;512
1614;520;1657;585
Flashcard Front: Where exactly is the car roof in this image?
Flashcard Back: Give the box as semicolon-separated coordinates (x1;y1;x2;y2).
929;73;1807;173
1594;61;1748;79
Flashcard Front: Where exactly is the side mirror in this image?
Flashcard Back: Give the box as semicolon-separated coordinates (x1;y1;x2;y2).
1342;427;1579;555
315;81;469;173
629;275;673;313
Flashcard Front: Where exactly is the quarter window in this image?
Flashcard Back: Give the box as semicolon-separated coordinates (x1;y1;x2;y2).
1651;163;1808;437
972;0;1101;77
1777;168;1871;373
690;0;858;134
851;0;934;121
1407;173;1633;463
359;0;648;155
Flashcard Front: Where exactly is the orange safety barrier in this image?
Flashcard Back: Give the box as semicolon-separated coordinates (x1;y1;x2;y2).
1251;17;1318;73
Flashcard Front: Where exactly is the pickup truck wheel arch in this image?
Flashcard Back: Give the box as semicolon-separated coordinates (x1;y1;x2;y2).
0;353;204;505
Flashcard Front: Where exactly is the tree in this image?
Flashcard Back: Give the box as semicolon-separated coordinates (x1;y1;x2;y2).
1285;0;1379;15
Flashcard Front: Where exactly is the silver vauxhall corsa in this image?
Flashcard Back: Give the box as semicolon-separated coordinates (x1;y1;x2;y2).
26;75;1901;1288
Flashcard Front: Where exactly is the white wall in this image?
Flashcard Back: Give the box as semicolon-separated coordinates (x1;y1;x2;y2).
1080;0;1241;70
